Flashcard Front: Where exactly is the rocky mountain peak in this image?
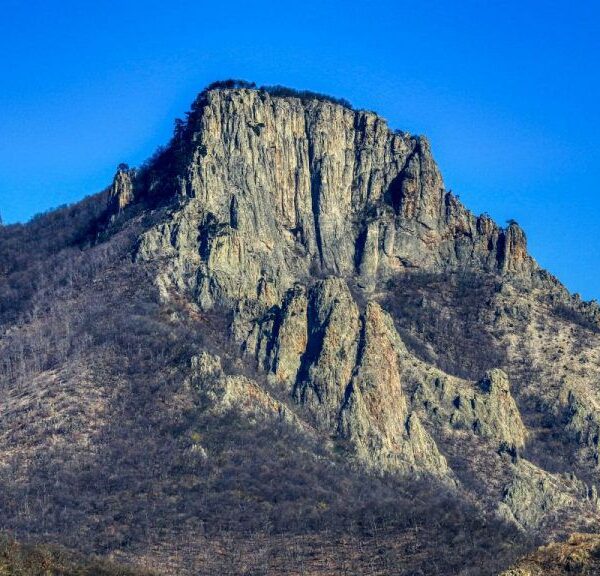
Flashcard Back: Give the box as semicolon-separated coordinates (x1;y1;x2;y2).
133;84;540;315
3;80;600;576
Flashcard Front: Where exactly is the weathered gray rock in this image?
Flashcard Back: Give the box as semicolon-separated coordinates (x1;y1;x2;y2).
415;368;526;450
108;165;136;214
268;284;308;387
138;88;538;312
291;278;361;429
563;386;600;468
232;279;449;476
337;302;449;475
498;460;600;532
130;85;600;521
499;221;529;274
188;351;292;419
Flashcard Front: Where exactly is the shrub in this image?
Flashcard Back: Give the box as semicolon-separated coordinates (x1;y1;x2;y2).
259;84;353;109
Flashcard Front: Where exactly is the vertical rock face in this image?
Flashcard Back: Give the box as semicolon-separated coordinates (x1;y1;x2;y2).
187;90;409;277
499;222;529;273
292;279;361;428
108;165;136;214
415;368;527;450
138;87;538;311
564;387;600;468
337;302;449;474
472;370;527;448
132;86;544;479
268;284;309;387
235;278;450;476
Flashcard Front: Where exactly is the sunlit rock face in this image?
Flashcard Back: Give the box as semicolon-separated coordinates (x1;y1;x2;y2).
6;80;600;576
415;368;527;451
138;88;537;311
108;165;136;214
133;87;600;507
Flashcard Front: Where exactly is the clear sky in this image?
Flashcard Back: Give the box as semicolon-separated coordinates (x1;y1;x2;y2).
0;0;598;299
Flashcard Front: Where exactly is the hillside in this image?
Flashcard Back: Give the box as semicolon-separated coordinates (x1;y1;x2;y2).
1;81;599;575
0;534;153;576
501;533;600;575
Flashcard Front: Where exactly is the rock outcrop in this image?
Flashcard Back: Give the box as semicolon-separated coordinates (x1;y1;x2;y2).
108;165;136;214
416;368;527;450
128;80;542;480
6;80;600;576
138;87;538;312
498;460;600;531
563;386;600;468
232;278;450;476
337;302;449;474
499;533;600;576
188;351;297;423
499;221;529;273
291;279;361;429
128;84;600;534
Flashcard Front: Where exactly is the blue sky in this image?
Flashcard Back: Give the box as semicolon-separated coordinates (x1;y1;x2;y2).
0;0;598;298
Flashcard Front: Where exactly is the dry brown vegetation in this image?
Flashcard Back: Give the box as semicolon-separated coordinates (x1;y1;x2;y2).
0;200;534;575
0;534;153;576
501;533;600;575
381;272;507;381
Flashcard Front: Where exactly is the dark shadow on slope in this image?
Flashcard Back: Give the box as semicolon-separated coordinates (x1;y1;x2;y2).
381;271;508;380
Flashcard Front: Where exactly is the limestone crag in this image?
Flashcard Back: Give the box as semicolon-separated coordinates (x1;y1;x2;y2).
563;386;600;468
232;278;449;475
125;84;600;534
292;279;361;430
108;165;136;214
266;284;309;387
498;460;600;532
337;302;449;474
137;88;537;312
415;368;527;450
230;280;446;476
133;89;540;476
188;350;295;422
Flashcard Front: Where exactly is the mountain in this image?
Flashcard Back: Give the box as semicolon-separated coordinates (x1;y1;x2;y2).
1;80;599;575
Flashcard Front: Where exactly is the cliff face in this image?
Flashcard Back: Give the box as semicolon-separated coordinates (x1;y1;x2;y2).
108;166;136;214
137;88;534;311
131;87;600;501
130;88;549;478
